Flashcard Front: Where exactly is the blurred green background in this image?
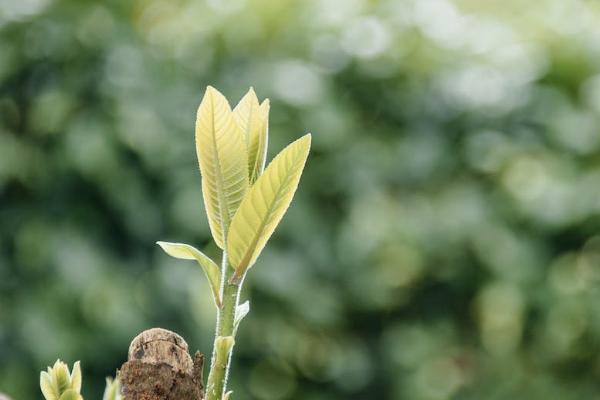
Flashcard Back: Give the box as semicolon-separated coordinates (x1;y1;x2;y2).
2;0;600;399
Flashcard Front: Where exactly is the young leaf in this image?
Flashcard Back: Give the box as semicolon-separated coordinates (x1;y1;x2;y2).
103;377;122;400
252;100;270;181
40;371;58;400
53;362;69;393
227;134;311;281
40;360;82;400
233;87;259;148
233;88;270;183
196;86;249;248
233;301;250;334
58;390;82;400
69;362;81;393
157;241;222;307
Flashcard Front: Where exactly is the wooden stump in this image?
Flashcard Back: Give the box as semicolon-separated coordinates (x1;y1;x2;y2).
118;328;204;400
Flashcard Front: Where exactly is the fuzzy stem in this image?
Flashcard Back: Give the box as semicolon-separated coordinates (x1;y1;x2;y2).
205;250;242;400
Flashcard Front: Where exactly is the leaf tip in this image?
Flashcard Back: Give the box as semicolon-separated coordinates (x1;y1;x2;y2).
203;85;227;103
260;98;270;113
298;133;312;150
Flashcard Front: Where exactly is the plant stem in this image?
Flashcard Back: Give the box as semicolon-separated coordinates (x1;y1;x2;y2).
205;250;242;400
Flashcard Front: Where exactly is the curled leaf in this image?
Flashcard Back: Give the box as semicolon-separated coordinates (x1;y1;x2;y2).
157;241;222;307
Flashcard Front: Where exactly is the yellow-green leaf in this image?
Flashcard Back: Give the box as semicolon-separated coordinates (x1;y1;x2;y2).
196;86;249;248
40;360;82;400
103;377;121;400
227;134;311;281
233;88;270;183
40;371;58;400
54;362;69;394
70;361;81;393
157;241;222;307
58;389;82;400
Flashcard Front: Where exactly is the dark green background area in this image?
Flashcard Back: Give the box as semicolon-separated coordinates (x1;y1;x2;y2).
2;0;600;399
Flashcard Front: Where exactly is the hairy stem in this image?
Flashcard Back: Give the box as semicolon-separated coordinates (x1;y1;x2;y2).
205;250;242;400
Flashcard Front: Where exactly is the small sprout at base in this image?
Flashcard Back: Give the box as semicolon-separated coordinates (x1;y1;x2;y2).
58;390;82;400
223;391;233;400
102;377;122;400
40;360;83;400
233;301;250;335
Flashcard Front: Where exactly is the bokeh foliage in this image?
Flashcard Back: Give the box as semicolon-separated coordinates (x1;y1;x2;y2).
2;0;600;399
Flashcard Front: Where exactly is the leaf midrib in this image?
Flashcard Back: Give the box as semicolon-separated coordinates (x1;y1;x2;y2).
208;92;230;243
235;154;301;271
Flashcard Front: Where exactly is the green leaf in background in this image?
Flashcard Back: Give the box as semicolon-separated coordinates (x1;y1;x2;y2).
157;241;222;307
227;134;311;282
196;86;249;249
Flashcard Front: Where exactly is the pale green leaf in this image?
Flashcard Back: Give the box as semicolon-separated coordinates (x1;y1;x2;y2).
233;87;259;147
227;134;311;281
58;389;82;400
224;391;233;400
196;86;249;248
41;360;82;400
103;377;121;400
233;300;250;334
70;361;81;393
54;362;69;394
40;371;58;400
233;88;270;183
157;241;222;307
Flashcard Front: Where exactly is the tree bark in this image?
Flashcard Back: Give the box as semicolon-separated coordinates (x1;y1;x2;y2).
118;328;204;400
